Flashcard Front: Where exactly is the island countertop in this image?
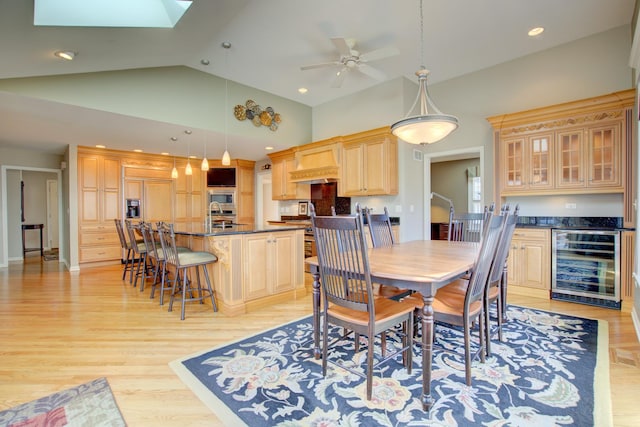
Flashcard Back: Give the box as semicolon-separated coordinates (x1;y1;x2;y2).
172;223;307;237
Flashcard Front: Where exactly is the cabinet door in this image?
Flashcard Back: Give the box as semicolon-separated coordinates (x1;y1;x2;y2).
270;233;294;293
271;159;286;200
556;130;586;189
244;234;269;300
521;241;548;289
588;123;621;188
502;137;526;191
79;156;100;223
363;139;386;194
527;133;553;190
341;144;365;196
144;180;173;223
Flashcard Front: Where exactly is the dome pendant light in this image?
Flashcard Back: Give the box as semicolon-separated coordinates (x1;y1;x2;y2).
390;0;458;144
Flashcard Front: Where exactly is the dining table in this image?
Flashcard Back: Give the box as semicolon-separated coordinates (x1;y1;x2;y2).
305;239;479;412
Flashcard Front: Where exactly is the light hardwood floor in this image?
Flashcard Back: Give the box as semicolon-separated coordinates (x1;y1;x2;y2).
1;257;639;426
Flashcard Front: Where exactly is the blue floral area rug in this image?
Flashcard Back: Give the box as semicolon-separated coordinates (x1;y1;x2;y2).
170;306;612;426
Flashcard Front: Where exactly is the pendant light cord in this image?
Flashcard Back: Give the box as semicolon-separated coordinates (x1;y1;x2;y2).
419;0;424;69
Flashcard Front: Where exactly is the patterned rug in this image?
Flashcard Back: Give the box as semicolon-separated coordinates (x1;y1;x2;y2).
170;306;612;426
0;378;125;427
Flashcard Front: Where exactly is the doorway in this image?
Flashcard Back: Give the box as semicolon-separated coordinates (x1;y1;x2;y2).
256;172;279;227
1;166;63;267
423;146;484;240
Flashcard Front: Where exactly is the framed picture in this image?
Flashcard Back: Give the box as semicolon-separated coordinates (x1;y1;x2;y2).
298;201;309;216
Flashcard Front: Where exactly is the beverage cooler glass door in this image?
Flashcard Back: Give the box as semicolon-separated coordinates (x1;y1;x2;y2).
551;229;620;308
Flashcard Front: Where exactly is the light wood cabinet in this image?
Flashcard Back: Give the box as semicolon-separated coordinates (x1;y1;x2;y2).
340;128;398;196
236;160;256;225
488;89;634;200
78;150;121;263
556;123;623;190
507;228;550;291
243;232;295;300
268;149;310;200
501;132;554;192
173;161;205;231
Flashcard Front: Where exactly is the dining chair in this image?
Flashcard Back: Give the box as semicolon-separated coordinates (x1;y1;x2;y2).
310;206;415;400
125;219;153;290
433;212;507;386
483;204;519;354
157;222;218;320
448;207;487;243
114;218;136;282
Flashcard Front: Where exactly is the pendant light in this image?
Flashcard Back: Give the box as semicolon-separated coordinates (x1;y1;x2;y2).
222;42;232;166
184;130;193;175
170;136;179;179
171;157;178;179
390;0;458;144
201;134;209;171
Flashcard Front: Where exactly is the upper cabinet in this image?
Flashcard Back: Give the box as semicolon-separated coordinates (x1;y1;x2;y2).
340;128;398;197
235;160;257;225
268;149;310;201
268;127;398;200
488;90;634;207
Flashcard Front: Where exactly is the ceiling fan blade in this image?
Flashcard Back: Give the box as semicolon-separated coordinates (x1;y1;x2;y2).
330;37;352;56
359;45;400;63
331;67;348;88
300;61;339;71
358;64;387;81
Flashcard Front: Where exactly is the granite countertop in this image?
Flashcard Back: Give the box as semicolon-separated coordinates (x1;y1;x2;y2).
173;223;307;237
516;216;630;230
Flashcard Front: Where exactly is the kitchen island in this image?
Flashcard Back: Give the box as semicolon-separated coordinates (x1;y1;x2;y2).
173;224;307;316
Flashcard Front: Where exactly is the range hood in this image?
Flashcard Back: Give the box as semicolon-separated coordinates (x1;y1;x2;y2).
289;143;340;184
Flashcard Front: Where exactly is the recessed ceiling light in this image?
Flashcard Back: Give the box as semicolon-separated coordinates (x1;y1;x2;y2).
134;149;143;153
528;27;544;37
170;137;178;141
200;59;210;66
95;144;105;149
298;87;308;94
265;146;274;150
54;50;76;60
189;155;196;159
161;152;169;156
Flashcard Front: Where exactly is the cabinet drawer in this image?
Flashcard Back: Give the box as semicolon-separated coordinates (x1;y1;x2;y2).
80;245;121;262
512;228;549;241
80;232;120;246
81;224;117;233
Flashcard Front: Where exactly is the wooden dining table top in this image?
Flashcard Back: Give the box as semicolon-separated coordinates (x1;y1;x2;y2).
305;239;478;292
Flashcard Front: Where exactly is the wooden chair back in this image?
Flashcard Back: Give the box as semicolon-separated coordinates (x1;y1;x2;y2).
464;213;508;311
311;208;374;315
365;206;395;248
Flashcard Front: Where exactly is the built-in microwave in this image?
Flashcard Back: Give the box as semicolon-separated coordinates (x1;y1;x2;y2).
208;190;236;214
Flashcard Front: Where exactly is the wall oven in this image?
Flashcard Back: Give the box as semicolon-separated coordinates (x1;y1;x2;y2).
551;229;620;309
208;190;236;215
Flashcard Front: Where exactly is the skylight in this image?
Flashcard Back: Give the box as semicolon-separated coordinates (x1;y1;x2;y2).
34;0;193;28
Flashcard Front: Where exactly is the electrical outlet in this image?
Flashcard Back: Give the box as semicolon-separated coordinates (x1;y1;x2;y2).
565;203;577;209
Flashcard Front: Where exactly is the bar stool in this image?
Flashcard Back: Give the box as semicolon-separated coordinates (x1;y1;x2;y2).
125;219;153;291
114;219;136;281
157;223;218;320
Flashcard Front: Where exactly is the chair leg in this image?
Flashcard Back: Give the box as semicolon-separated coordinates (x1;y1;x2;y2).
366;330;374;400
168;268;181;314
202;264;218;311
181;267;189;320
463;317;472;386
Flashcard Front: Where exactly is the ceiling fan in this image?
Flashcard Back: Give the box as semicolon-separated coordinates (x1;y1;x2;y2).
300;37;400;88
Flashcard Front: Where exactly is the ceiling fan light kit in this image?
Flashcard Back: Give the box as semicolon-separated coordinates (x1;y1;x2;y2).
391;0;458;144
